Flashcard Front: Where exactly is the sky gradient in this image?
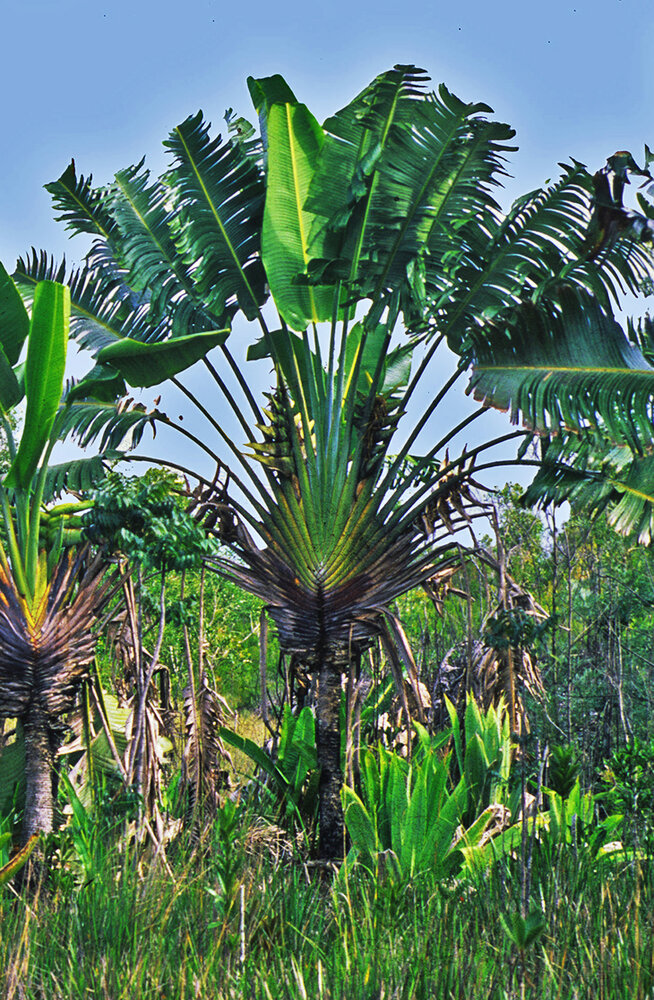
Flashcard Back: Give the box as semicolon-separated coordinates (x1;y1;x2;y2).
2;0;652;485
3;0;653;265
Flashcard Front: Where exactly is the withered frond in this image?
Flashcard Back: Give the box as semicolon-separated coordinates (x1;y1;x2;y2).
419;450;489;537
182;675;234;820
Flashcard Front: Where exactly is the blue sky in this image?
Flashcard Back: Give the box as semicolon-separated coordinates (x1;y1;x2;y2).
2;0;653;487
3;0;653;264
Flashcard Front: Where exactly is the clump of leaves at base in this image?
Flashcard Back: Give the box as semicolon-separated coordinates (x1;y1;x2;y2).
83;469;217;572
602;737;654;816
548;744;581;799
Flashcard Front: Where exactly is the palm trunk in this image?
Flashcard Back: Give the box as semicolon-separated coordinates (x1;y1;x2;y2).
316;658;344;861
21;700;54;842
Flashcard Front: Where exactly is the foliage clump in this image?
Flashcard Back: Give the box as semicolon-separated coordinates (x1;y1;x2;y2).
83;470;217;572
603;737;654;816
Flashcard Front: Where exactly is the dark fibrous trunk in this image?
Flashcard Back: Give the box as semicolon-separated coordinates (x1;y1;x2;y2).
21;699;55;841
316;658;344;861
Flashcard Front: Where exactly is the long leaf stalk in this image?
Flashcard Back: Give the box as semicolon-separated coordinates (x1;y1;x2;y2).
0;489;28;598
168;375;274;501
380;407;494;523
216;346;264;425
325;281;342;432
0;414;28;555
171;373;256;454
25;434;59;599
126;454;266;532
155;414;269;512
385;429;528;531
198;359;258;446
380;358;468;494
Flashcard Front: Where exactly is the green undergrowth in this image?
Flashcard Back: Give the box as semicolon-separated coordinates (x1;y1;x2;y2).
2;827;653;999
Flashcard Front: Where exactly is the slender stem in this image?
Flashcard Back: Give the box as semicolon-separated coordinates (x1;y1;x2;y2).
200;359;258;443
126;454;264;536
331;313;351;438
380;407;490;521
0;532;10;578
0;413;17;461
0;489;28;598
219;345;264;424
326;282;341;434
132;568;167;817
155;414;270;510
311;321;324;376
0;419;12;579
400;331;447;413
385;430;528;528
467;458;543;477
25;436;58;596
379;361;467;495
0;413;26;545
198;566;205;681
165;383;270;497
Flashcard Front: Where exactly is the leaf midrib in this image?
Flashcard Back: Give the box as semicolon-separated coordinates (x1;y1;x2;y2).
173;126;260;312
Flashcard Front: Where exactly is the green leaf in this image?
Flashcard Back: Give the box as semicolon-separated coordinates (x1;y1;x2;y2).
388;753;409;858
111;160;202;327
46;160;119;243
361;89;514;309
0;261;29;366
0;346;22;411
306;66;432;293
5;281;69;490
42;454;121;502
445;696;464;775
343;323;390;397
14;251;152;355
247;74;298;147
248;74;297;114
276;705;317;797
404;763;429;871
248;328;324;411
501;910;546;951
342;785;377;860
66;363;127;403
459;806;495;849
469;285;654;453
524;433;654;545
218;727;290;795
56;397;158;453
164;112;267;323
431;783;467;870
360;748;381;815
260;97;336;330
97;329;229;388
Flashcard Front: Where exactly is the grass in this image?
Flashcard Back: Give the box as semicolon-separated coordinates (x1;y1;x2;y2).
2;820;654;1000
